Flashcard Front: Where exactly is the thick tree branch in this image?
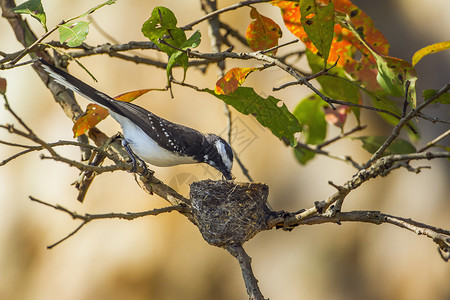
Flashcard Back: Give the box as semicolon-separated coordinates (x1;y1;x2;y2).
226;244;265;300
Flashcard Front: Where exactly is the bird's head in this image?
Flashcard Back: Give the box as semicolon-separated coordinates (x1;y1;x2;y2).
202;134;234;180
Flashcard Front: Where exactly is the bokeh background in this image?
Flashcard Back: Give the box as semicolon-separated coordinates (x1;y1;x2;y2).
1;0;449;299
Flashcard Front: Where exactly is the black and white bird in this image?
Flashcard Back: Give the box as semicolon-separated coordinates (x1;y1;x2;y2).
38;58;233;179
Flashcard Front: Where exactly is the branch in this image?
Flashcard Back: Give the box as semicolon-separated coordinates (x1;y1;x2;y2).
226;244;265;300
363;82;450;168
182;0;272;30
0;138;97;166
295;142;363;169
29;196;188;249
276;151;450;225
317;124;367;149
271;210;450;261
417;129;450;152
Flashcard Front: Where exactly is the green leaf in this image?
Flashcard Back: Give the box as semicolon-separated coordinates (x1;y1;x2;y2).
141;7;199;84
375;55;417;105
293;147;316;165
141;6;185;54
337;15;417;107
300;0;335;65
12;0;47;31
183;30;201;49
354;136;416;155
59;21;90;47
167;52;188;82
306;49;361;121
423;89;450;104
203;87;302;145
293;93;327;145
368;94;419;138
167;30;202;82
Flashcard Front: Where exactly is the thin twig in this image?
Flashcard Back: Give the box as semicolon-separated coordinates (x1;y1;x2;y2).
234;153;254;182
416;112;450;124
182;0;272;30
277;151;450;225
8;20;64;65
259;39;299;54
0;138;98;166
363;83;450;168
417;129;450;152
2;95;58;157
29;196;187;248
295;142;362;169
317;124;367;149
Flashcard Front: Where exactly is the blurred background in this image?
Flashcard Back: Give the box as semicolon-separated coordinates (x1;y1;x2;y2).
1;0;449;299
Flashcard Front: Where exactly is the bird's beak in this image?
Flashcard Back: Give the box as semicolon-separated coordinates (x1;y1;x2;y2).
223;172;234;180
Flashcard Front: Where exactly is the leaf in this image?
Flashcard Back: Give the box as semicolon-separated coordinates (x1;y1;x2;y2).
246;7;282;55
59;21;90;47
12;0;47;31
272;0;389;92
293;147;316;165
299;0;335;65
306;49;361;120
354;136;416;155
0;77;6;94
203;87;302;145
167;30;202;82
368;94;419;138
215;67;261;95
375;55;417;106
141;7;199;84
412;41;450;66
324;105;350;129
423;89;450;104
73;89;155;137
293;93;327;145
113;89;154;102
141;6;185;55
337;14;417;106
73;104;109;137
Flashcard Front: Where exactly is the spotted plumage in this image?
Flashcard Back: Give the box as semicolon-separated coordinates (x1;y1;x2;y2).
38;58;233;179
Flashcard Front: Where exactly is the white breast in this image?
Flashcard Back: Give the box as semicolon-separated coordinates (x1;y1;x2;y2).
110;112;197;167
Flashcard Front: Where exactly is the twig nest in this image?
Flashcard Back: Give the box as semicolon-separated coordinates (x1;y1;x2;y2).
190;180;271;247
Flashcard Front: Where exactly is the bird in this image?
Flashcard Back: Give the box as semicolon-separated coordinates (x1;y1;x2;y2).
38;58;233;180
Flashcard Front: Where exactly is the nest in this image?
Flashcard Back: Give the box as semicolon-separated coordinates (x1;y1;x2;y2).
190;180;271;247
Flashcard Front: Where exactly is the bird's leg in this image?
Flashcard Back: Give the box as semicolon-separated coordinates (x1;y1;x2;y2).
120;138;149;176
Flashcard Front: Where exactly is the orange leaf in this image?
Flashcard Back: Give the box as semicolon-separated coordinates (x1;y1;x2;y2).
113;88;153;102
72;89;155;137
73;104;109;137
272;0;389;91
246;7;282;55
215;67;260;95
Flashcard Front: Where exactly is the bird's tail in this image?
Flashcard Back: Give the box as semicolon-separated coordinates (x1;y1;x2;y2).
38;58;120;114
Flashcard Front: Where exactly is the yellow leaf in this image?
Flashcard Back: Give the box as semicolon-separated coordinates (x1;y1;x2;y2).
412;41;450;66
